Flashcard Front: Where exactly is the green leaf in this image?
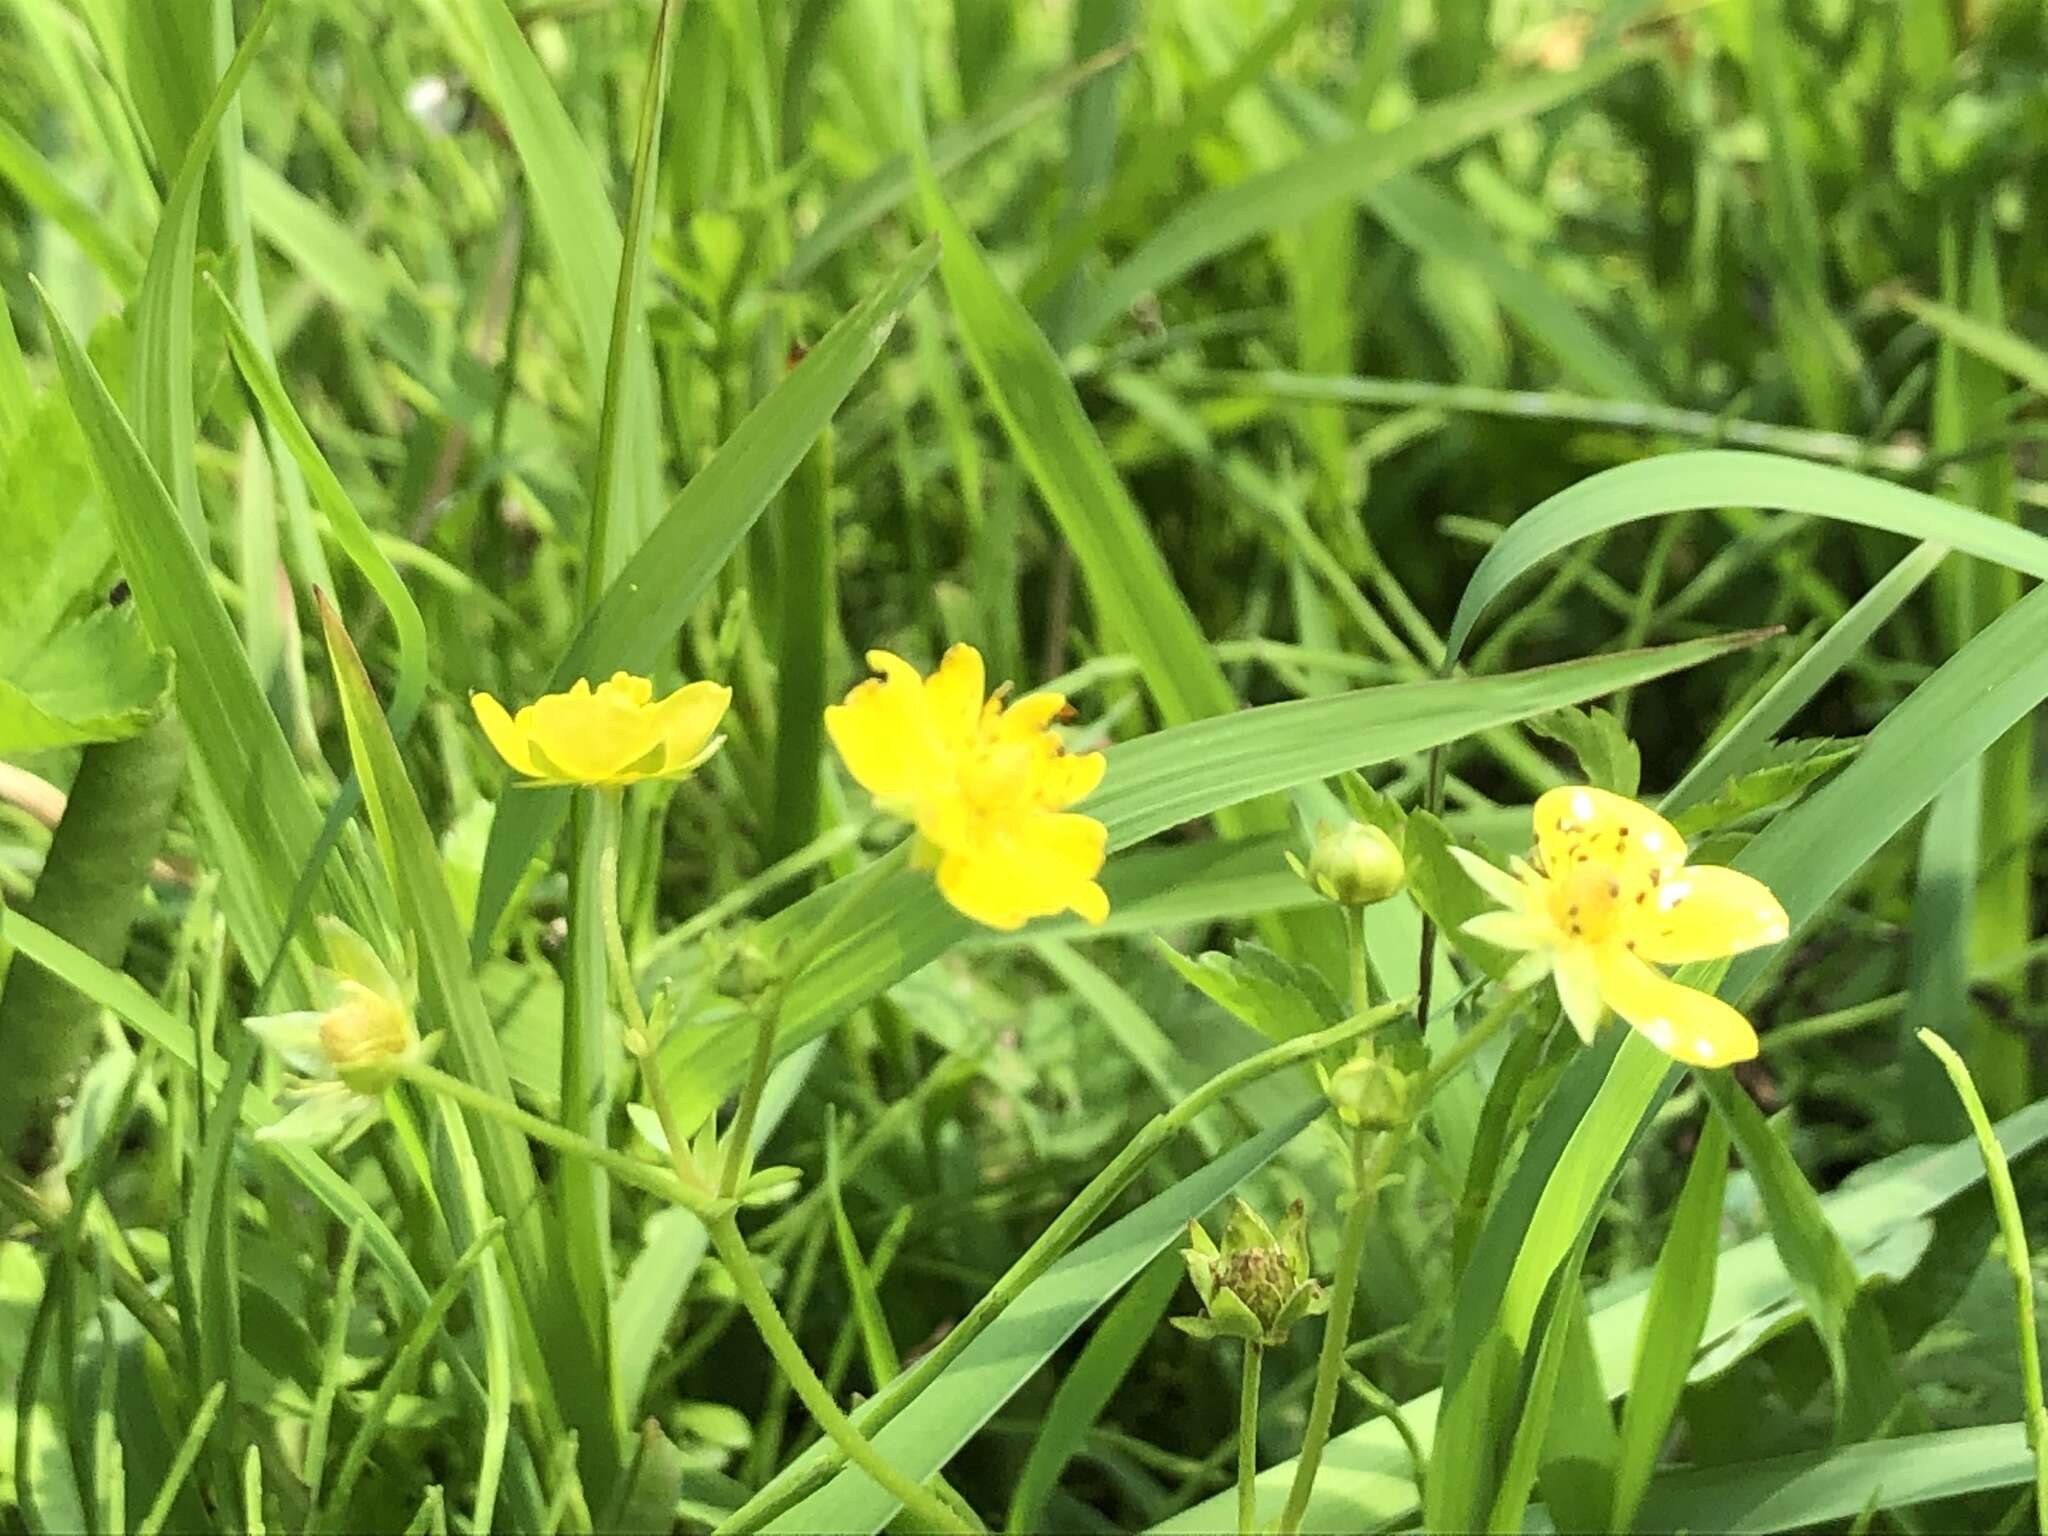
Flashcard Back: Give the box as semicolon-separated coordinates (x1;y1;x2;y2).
448;0;664;556
38;287;349;984
1669;738;1857;840
1663;541;1942;816
1889;286;2048;396
0;604;169;753
1155;941;1338;1047
1069;51;1644;346
915;175;1246;739
472;243;937;951
1526;706;1640;796
1611;1423;2031;1535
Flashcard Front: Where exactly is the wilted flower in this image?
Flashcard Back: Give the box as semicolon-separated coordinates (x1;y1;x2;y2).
1175;1199;1328;1347
470;672;730;788
1289;821;1406;907
246;920;427;1146
824;644;1109;930
1453;785;1789;1067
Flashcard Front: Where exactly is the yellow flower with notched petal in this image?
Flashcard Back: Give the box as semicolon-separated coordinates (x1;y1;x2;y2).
1452;785;1789;1068
825;644;1109;931
470;672;731;787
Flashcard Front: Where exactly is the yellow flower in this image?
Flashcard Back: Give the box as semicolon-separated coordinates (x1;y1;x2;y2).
247;919;425;1146
1452;786;1789;1068
825;643;1109;931
470;672;730;787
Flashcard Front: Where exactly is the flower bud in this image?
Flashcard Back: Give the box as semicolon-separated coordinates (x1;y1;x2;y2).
1291;822;1405;907
1174;1198;1328;1347
1326;1037;1422;1131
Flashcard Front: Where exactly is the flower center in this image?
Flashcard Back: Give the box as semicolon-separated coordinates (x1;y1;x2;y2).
1548;860;1625;944
320;987;409;1070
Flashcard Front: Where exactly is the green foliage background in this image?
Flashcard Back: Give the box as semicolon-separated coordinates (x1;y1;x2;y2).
1;0;2046;1530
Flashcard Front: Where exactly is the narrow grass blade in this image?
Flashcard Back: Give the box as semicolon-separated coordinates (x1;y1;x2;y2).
763;1105;1319;1534
1004;1253;1184;1535
1611;1112;1730;1528
1916;1032;2048;1521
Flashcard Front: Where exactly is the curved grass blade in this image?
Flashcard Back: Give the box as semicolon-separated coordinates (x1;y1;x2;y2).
1446;451;2048;662
38;287;348;981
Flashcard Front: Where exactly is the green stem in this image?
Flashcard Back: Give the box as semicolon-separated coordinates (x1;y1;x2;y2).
706;1212;976;1534
1279;1126;1401;1535
399;1061;707;1214
1918;1029;2048;1533
1418;986;1523;1101
719;850;901;1197
1344;909;1374;1014
1238;1342;1264;1536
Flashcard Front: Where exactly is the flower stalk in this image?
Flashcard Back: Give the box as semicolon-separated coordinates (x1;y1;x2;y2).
1237;1342;1263;1535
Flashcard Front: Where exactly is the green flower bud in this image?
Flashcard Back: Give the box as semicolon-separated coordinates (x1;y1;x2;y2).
1290;822;1406;908
1326;1035;1424;1130
1174;1198;1329;1347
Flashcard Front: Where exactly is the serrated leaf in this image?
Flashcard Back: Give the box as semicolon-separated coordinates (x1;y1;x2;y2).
0;603;170;753
1404;810;1520;980
1671;738;1858;838
1527;705;1641;795
1157;939;1338;1042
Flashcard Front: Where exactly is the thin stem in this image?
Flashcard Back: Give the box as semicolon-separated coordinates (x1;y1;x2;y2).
1917;1030;2048;1533
706;1212;976;1534
1279;1127;1400;1535
399;1061;707;1213
1418;987;1524;1100
719;850;902;1197
595;789;652;1044
1237;1342;1264;1536
1343;910;1373;1015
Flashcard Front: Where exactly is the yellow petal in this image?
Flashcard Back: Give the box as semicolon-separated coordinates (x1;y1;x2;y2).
1534;786;1684;879
1462;910;1549;951
600;672;654;708
1002;691;1068;733
1450;846;1529;911
933;811;1108;930
471;692;537;776
1626;864;1790;965
826;674;945;808
1553;945;1604;1043
1038;749;1105;808
522;684;662;783
651;681;732;775
924;644;987;743
1593;946;1758;1067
